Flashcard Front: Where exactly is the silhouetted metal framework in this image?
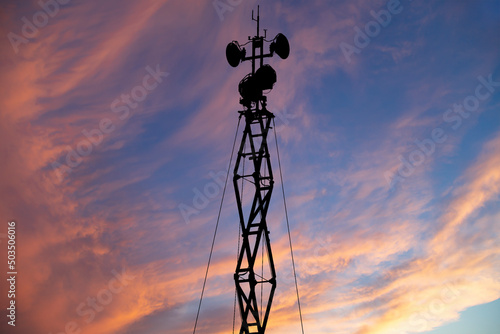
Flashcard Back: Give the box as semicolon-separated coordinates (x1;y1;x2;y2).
226;7;290;334
233;104;276;334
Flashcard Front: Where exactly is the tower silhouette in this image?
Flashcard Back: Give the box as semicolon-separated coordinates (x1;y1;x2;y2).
225;6;290;334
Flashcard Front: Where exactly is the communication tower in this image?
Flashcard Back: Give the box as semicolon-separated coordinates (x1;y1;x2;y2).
225;6;290;334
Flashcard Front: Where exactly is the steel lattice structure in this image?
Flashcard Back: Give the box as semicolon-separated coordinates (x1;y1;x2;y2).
233;100;276;334
226;7;290;334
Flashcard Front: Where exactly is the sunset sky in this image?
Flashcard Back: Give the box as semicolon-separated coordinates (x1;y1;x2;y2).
1;0;499;333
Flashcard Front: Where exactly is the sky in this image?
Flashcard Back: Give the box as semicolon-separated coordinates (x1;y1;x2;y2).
0;0;499;333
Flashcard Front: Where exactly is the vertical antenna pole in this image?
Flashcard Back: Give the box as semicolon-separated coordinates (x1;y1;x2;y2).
252;5;260;37
257;5;260;37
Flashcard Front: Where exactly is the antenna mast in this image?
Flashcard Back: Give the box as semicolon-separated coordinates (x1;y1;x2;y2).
225;6;290;334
